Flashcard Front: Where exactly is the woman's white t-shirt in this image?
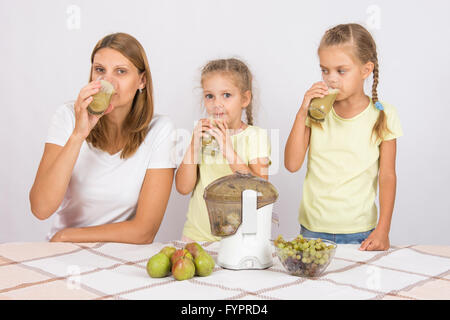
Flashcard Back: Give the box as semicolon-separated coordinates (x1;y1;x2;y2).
44;103;177;241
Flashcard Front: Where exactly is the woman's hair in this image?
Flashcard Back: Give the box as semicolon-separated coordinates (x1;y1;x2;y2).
87;32;154;159
318;23;391;142
200;58;254;125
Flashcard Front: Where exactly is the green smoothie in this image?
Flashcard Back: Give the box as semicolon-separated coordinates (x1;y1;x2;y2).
87;80;115;115
308;88;339;122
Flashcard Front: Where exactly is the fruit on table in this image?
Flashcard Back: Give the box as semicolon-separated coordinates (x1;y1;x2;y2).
194;251;215;277
146;243;215;280
274;235;336;277
146;253;171;278
185;242;204;259
160;246;177;260
172;256;196;281
171;249;193;265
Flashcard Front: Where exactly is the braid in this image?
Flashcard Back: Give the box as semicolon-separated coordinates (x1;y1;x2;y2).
372;59;379;103
371;57;392;143
245;105;253;125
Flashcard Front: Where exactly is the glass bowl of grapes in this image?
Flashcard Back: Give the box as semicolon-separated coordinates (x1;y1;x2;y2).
274;235;337;277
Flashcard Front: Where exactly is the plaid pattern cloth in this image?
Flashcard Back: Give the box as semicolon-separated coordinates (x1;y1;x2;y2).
0;241;449;300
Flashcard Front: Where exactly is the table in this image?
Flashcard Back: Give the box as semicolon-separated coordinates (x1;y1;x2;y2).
0;241;449;300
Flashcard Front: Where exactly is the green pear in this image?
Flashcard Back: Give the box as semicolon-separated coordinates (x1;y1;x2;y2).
172;256;195;281
146;253;170;278
194;251;215;277
185;242;204;259
159;246;177;260
171;249;193;265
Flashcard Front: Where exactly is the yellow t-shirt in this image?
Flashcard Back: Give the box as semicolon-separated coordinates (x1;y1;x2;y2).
183;125;271;241
300;99;403;233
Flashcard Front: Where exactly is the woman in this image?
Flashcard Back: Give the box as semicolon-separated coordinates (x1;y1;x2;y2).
29;33;176;244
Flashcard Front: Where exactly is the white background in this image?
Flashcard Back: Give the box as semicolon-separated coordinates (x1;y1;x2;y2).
1;0;449;244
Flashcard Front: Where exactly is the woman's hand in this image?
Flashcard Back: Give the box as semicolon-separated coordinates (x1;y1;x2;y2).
50;229;67;242
359;228;390;251
298;81;329;118
73;80;114;140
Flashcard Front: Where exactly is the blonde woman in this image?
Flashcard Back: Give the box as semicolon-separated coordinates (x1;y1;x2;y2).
30;33;176;244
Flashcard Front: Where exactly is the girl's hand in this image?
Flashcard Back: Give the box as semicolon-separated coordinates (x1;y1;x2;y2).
73;80;114;140
208;119;235;159
359;228;390;251
191;118;212;151
298;81;329;117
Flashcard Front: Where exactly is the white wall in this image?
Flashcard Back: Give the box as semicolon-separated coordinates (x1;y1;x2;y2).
1;0;449;244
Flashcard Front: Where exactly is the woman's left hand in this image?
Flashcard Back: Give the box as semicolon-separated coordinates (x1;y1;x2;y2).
359;228;390;251
50;229;68;242
50;230;64;242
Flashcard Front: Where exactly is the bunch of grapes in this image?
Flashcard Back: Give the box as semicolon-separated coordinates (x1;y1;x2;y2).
274;235;336;277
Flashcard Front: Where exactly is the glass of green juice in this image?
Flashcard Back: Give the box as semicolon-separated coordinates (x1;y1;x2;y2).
87;79;116;115
307;88;339;122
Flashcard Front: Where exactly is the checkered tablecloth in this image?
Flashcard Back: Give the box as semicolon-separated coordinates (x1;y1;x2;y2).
0;241;449;300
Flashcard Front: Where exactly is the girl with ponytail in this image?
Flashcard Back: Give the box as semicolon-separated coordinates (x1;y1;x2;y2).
176;58;271;242
285;24;403;250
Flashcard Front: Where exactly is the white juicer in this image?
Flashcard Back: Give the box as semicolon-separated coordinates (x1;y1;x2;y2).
203;172;279;270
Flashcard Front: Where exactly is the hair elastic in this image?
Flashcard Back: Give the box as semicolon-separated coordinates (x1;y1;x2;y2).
375;101;384;111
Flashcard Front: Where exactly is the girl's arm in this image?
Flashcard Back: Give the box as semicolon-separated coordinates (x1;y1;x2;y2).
50;168;174;244
175;119;210;195
284;113;311;172
175;140;200;195
284;82;328;172
210;121;270;180
360;139;397;251
227;154;269;180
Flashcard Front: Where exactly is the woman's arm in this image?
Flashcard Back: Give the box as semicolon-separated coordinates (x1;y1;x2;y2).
51;168;175;244
360;139;397;251
29;136;84;220
30;81;108;220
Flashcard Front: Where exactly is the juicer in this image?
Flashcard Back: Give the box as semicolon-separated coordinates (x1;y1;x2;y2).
203;172;278;270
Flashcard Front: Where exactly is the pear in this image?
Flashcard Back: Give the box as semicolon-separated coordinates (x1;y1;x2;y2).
171;249;193;265
185;242;204;259
159;246;177;260
194;251;215;277
146;253;171;278
172;256;195;281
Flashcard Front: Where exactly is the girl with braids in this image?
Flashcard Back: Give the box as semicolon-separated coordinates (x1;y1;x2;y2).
176;58;271;242
285;23;403;250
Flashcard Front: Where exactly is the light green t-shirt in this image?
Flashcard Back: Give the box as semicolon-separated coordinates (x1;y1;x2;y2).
300;99;403;234
183;125;271;241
